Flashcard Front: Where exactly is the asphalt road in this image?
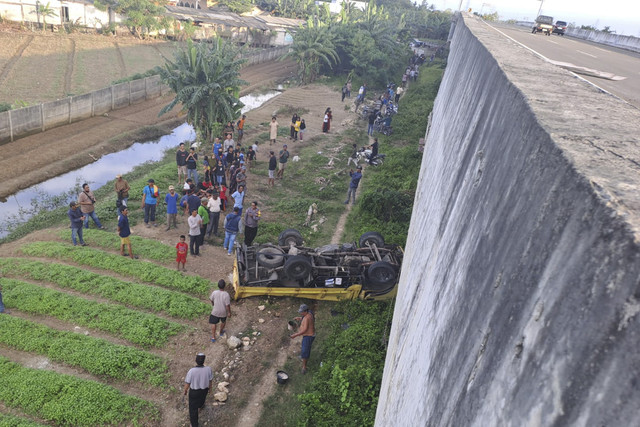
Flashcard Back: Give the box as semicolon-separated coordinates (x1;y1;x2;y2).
487;23;640;108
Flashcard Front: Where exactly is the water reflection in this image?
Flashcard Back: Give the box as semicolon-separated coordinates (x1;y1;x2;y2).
0;90;282;237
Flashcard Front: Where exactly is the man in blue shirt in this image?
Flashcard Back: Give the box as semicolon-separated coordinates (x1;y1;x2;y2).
67;201;87;246
223;207;242;256
141;179;159;228
231;185;245;216
212;137;222;161
344;166;363;205
117;207;137;259
165;185;180;231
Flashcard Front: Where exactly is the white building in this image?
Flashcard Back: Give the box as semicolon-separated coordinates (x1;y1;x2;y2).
0;0;120;29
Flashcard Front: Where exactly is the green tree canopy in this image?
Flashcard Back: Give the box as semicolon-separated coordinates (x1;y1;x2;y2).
282;21;339;84
157;39;247;142
94;0;168;38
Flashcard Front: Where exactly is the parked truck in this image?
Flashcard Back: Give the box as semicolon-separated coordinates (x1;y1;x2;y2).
532;15;554;35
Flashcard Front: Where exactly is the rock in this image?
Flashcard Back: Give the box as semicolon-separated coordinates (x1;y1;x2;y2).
258;318;265;323
242;336;250;342
258;305;266;311
217;382;230;393
252;331;258;336
223;372;230;380
242;345;250;351
218;381;229;388
226;336;242;349
213;392;227;402
274;312;281;317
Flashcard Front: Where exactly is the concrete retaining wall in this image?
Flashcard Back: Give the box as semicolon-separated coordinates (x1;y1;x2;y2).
566;28;640;53
376;13;640;426
0;46;290;144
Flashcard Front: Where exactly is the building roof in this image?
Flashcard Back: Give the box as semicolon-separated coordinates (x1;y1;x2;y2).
164;5;304;31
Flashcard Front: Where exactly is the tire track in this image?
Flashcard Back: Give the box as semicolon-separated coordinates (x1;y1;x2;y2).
113;41;127;78
0;35;34;87
63;38;76;96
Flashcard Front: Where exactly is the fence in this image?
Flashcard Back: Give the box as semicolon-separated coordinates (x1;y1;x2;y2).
0;46;290;144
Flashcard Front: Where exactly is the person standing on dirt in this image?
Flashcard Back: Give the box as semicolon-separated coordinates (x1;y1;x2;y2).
197;198;209;246
118;207;137;259
78;183;104;230
346;80;352;98
186;147;198;186
368;110;377;136
268;151;277;187
188;209;202;256
244;201;261;246
269;116;278;145
231;185;245;216
277;145;289;179
141;179;159;228
348;144;358;167
237;115;246;143
177;143;188;185
344;165;363;205
67;201;87;246
299;119;306;141
290;113;299;140
290;304;316;374
165;185;179;231
209;279;231;342
114;174;130;214
184;353;213;427
206;192;222;237
223;207;241;256
341;83;348;102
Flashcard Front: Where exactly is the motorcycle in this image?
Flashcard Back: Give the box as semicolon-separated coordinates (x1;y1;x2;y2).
356;148;386;166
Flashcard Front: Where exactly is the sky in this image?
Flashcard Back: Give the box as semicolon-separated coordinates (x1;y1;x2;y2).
429;0;640;36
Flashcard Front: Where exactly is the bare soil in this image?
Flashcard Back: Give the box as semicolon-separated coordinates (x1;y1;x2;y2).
0;81;366;426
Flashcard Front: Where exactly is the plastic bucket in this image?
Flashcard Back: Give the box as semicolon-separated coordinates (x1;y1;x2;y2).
276;370;289;384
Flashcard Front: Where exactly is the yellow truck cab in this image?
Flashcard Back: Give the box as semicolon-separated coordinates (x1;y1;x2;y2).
232;230;403;301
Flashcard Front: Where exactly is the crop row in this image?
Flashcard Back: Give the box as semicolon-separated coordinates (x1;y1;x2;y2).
0;258;209;319
0;278;183;347
0;315;168;386
21;241;211;295
0;413;45;427
58;229;175;262
0;356;158;426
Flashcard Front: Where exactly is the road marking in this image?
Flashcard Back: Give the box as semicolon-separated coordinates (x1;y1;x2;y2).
548;40;559;45
576;50;597;58
592;46;609;53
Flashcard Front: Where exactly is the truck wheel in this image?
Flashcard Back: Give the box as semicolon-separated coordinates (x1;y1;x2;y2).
284;255;312;280
366;261;397;289
359;231;385;248
278;228;304;247
257;246;285;268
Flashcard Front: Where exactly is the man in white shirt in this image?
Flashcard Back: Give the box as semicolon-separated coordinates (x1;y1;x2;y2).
184;353;213;427
187;209;202;256
206;192;222;237
209;279;232;342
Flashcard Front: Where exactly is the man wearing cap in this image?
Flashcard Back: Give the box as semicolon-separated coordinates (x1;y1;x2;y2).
141;179;159;228
344;166;363;205
197;197;210;246
290;304;316;374
67;201;87;246
184;353;213;427
277;145;289;179
165;185;179;231
114;174;130;214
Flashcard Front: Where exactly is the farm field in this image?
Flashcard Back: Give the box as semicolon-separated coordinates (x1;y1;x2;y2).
0;28;177;104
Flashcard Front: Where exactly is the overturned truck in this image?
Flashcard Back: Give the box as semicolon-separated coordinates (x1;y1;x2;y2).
232;229;403;301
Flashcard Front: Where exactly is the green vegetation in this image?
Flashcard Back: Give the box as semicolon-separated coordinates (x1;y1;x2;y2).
0;315;168;386
111;68;161;85
94;0;170;39
58;229;175;262
344;65;444;246
157;38;247;142
20;241;212;295
0;413;46;427
0;258;209;319
0;356;157;426
0;278;183;347
298;301;394;425
0;102;11;112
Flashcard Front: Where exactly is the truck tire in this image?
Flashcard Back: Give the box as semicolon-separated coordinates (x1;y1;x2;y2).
366;261;397;289
359;231;385;248
257;246;285;268
278;228;304;247
284;255;312;280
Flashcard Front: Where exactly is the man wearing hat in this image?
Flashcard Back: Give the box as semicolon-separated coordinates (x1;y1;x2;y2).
290;304;316;374
277;144;289;179
67;201;87;246
184;353;213;427
114;174;130;215
344;165;363;205
165;185;179;231
141;179;159;227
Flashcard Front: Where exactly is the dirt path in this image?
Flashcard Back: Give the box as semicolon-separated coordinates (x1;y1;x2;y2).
0;35;33;86
63;39;76;96
0;58;297;200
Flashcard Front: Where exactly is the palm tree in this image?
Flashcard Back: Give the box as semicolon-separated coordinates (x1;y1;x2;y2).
35;2;58;32
282;22;339;84
157;38;247;142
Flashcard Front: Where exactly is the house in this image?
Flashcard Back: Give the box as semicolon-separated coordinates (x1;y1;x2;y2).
0;0;120;29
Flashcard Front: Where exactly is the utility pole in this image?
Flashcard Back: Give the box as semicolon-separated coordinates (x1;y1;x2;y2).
536;0;544;17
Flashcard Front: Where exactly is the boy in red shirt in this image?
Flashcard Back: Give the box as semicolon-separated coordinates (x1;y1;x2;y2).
176;235;188;271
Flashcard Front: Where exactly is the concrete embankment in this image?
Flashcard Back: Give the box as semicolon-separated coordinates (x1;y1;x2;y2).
376;13;640;426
